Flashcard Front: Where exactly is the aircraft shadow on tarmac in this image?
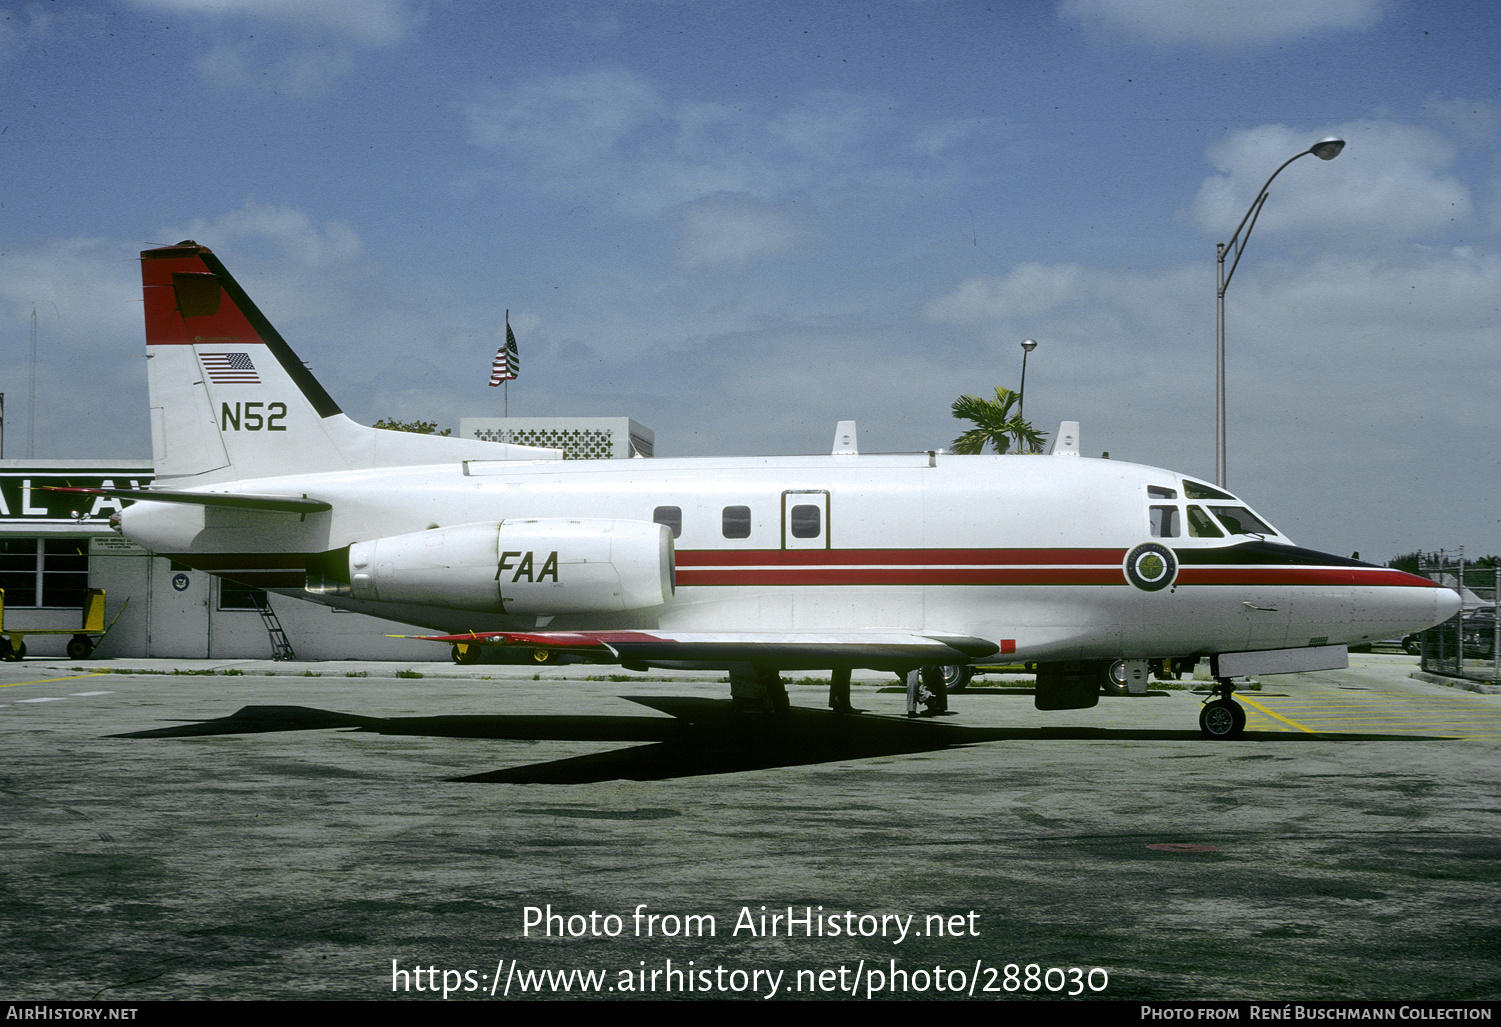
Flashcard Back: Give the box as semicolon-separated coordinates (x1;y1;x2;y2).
112;696;1448;784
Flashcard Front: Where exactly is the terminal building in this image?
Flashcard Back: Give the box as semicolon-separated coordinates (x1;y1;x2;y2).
0;417;652;661
459;417;653;460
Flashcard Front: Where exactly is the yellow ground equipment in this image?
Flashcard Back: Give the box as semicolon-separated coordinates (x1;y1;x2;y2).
0;588;114;661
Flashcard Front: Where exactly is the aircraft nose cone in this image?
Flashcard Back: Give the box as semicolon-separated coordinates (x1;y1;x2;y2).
1434;585;1463;625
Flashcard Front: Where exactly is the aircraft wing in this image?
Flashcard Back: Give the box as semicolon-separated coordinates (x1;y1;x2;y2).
47;485;331;514
406;629;1006;670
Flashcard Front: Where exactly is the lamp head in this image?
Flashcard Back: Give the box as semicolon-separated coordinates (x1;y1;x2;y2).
1021;338;1038;353
1310;137;1345;161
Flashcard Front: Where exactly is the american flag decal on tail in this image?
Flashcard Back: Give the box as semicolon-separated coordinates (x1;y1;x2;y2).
200;352;260;384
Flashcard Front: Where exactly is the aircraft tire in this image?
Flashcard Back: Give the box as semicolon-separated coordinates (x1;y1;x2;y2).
1199;699;1246;740
941;665;973;692
1100;659;1128;696
66;636;94;660
451;643;482;665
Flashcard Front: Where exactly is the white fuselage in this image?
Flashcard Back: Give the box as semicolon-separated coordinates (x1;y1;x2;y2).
118;450;1455;663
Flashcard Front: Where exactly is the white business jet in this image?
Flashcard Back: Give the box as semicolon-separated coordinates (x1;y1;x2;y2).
82;243;1458;738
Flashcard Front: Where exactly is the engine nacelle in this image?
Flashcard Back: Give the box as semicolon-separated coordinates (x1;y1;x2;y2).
308;518;674;615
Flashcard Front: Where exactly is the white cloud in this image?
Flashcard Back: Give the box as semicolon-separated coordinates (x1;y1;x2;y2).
0;238;138;343
1425;97;1501;145
668;193;817;268
0;238;150;458
465;69;973;218
195;42;357;97
0;3;52;62
926;263;1086;323
467;67;664;172
1059;0;1390;47
129;0;413;47
158;202;364;268
466;68;769;216
1189;121;1473;249
130;0;412;94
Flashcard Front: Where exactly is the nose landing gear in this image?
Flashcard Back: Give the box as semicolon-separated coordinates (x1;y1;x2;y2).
1199;678;1247;739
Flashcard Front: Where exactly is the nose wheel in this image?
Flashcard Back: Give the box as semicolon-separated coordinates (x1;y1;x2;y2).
1199;679;1246;739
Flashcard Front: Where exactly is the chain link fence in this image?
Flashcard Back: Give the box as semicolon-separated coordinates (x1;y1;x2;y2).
1418;553;1499;684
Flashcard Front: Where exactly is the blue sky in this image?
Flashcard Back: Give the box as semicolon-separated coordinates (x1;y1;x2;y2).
1;0;1496;561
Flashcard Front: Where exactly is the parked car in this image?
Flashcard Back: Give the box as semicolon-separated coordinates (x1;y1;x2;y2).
1461;608;1497;659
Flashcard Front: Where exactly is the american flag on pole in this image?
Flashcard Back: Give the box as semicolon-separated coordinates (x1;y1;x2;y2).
489;313;519;386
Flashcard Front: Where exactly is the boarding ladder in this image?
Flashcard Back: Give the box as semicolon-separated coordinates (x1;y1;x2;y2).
251;591;297;661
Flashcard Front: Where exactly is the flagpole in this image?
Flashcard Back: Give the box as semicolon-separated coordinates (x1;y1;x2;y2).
504;310;509;417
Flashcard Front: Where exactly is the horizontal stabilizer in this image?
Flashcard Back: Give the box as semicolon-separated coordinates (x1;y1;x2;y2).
47;485;330;514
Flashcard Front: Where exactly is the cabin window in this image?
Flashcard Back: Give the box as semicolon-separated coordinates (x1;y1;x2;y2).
789;504;821;539
1150;505;1181;538
653;505;682;539
1208;506;1274;536
722;505;752;539
1186;505;1224;538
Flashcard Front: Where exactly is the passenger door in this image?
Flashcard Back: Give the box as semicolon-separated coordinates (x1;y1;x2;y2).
782;490;830;550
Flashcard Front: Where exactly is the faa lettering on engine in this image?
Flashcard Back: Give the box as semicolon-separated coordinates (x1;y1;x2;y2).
306;517;675;617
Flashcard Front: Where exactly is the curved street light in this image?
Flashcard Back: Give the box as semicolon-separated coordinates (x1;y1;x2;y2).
1215;136;1344;487
1018;338;1038;426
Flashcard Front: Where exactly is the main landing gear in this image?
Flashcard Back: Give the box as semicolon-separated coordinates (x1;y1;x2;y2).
1198;678;1247;740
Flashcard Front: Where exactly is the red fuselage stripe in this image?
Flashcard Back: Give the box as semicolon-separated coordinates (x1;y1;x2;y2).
674;548;1125;567
677;568;1124;586
161;549;1442;590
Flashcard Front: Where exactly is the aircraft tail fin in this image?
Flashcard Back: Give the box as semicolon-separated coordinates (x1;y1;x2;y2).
140;242;558;486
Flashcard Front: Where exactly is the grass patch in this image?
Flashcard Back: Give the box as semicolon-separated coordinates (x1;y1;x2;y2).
345;670;368;678
301;671;322;677
394;669;424;679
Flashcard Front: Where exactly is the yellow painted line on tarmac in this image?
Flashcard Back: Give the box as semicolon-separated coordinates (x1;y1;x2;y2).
1238;687;1501;739
1238;695;1321;734
1;672;111;689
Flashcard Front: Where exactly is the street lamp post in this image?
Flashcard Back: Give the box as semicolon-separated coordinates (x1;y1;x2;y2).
1018;338;1038;428
1215;136;1344;487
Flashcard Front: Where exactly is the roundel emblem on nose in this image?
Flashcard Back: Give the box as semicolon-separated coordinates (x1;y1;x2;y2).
1125;542;1177;592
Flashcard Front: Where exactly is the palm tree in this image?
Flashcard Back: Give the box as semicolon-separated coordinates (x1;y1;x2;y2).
950;386;1047;454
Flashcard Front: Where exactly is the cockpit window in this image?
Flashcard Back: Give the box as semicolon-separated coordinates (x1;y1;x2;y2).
1150;505;1181;538
1208;505;1274;536
1186;505;1224;538
1148;486;1178;500
1183;480;1235;501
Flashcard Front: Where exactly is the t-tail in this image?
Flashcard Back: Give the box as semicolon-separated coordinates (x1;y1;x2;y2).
141;241;557;487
